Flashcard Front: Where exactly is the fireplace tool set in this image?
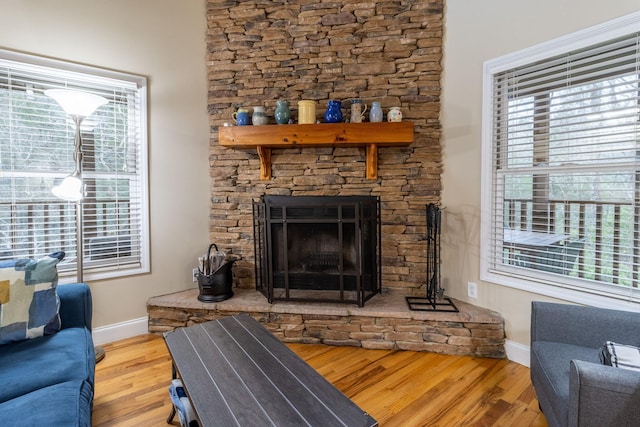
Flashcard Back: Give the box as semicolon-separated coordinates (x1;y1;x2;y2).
196;243;237;303
406;203;458;312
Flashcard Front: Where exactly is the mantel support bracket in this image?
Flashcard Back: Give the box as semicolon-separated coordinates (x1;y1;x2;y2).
257;146;272;180
366;144;378;180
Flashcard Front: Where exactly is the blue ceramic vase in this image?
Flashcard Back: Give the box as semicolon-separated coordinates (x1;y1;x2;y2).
324;100;343;123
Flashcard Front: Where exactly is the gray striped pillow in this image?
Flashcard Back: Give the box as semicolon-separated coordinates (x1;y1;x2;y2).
600;341;640;372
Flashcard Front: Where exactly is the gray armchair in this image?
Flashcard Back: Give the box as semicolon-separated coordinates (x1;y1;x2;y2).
530;301;640;427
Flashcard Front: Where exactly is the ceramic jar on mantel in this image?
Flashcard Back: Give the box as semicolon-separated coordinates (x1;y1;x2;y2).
274;100;291;125
252;106;268;125
387;106;402;122
324;100;343;123
350;99;367;123
297;100;316;124
369;101;383;122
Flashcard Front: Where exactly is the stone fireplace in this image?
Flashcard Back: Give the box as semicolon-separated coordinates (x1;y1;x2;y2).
253;195;380;306
206;0;444;297
147;0;506;360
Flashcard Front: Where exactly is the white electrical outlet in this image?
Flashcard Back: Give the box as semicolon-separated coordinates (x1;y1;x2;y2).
468;281;478;299
192;268;199;282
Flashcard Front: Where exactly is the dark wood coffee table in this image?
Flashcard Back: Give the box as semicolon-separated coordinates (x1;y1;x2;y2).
163;314;377;427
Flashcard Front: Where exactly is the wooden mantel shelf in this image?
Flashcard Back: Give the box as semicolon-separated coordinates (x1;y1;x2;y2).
218;122;414;180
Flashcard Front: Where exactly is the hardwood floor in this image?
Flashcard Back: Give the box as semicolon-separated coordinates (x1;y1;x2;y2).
92;334;548;427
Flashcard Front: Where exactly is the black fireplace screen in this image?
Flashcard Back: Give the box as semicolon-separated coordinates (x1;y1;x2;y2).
253;195;380;306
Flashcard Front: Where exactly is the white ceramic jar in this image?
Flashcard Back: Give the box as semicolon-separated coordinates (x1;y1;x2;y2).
369;102;383;122
387;107;402;122
350;99;367;123
252;106;268;125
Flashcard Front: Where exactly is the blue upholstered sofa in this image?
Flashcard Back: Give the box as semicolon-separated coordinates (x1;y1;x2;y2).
0;283;95;426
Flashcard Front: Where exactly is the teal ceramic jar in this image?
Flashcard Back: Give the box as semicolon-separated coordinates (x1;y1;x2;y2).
274;100;290;125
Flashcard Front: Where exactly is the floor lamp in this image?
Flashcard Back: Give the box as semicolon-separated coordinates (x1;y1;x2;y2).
46;88;108;362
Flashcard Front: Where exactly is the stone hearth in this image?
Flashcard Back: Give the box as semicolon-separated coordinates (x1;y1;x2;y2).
147;289;505;358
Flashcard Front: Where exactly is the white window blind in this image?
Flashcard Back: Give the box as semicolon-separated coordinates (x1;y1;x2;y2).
481;13;640;306
0;49;149;281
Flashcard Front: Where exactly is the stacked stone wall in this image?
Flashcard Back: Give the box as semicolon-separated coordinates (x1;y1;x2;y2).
207;0;444;295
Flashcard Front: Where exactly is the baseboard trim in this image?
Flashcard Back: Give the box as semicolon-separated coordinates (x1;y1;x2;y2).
92;316;148;346
505;339;530;367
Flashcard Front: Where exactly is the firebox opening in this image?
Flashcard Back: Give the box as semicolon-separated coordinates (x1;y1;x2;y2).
275;223;357;274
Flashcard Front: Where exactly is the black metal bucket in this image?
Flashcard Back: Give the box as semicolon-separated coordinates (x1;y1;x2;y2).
197;244;236;303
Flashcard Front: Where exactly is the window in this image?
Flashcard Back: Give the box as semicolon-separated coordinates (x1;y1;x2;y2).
481;12;640;309
0;49;149;281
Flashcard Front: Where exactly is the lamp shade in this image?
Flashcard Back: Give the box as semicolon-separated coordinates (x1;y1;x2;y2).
52;175;83;201
45;89;108;117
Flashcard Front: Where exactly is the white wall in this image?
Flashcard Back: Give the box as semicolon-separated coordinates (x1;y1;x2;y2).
0;0;211;329
440;0;640;346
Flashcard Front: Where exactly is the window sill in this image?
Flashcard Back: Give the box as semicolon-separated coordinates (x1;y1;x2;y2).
481;269;640;313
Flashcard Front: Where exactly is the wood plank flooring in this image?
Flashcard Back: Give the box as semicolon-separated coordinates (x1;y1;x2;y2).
92;334;548;427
